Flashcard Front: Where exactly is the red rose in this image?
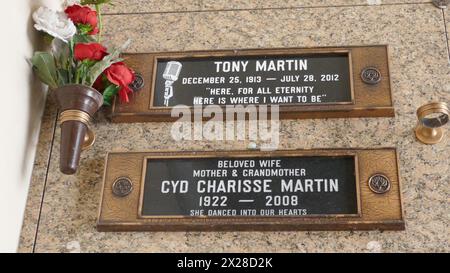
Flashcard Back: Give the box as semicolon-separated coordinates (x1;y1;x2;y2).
65;5;98;34
74;43;108;61
105;62;135;103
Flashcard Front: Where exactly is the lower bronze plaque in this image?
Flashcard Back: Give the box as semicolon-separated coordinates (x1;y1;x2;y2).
97;149;404;231
111;45;394;122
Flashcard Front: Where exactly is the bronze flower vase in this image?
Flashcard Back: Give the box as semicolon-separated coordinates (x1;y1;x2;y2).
54;84;103;174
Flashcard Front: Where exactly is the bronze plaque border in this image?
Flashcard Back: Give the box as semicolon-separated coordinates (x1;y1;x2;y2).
110;45;394;122
97;148;404;231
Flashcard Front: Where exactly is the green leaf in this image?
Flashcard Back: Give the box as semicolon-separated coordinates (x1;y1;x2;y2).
72;34;96;44
77;24;94;35
102;84;120;106
81;0;111;5
57;69;69;86
85;39;131;86
75;61;90;85
31;52;58;89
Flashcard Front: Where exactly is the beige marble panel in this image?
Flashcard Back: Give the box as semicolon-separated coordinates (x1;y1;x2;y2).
25;4;450;252
102;0;431;14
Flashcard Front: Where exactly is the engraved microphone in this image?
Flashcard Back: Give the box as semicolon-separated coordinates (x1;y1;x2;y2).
163;61;182;106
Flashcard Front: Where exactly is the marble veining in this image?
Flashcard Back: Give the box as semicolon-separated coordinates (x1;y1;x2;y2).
102;0;431;14
19;2;449;253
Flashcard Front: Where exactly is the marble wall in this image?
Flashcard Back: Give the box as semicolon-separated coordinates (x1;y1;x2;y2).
19;0;449;253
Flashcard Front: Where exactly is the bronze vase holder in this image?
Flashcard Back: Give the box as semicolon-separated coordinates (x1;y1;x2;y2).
55;85;103;174
414;102;449;145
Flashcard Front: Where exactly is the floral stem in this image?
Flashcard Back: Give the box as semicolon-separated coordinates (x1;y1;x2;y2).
75;62;85;84
95;4;102;42
75;67;81;84
69;39;75;84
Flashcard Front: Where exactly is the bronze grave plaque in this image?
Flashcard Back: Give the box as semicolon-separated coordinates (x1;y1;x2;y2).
97;149;404;231
111;45;394;122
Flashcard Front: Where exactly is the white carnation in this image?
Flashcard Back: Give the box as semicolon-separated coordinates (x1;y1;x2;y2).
33;7;76;43
64;0;81;7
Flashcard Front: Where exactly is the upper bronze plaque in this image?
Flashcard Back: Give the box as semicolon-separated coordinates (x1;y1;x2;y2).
112;45;394;122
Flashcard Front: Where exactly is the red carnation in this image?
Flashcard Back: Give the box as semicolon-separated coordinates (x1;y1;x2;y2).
74;43;108;61
105;62;135;103
65;5;98;35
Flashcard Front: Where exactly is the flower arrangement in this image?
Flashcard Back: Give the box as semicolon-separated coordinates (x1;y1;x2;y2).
31;0;137;174
31;0;136;105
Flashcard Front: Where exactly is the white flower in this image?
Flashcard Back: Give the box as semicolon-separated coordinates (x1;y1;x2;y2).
33;7;76;43
64;0;81;7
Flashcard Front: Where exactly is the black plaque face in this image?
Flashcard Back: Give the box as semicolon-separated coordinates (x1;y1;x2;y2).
152;53;352;107
141;155;358;217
